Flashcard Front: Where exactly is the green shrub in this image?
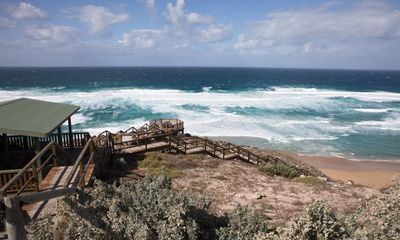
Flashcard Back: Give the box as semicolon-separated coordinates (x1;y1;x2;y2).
31;173;218;239
27;212;53;240
259;163;301;179
275;200;348;240
217;205;269;240
348;177;400;240
139;153;181;177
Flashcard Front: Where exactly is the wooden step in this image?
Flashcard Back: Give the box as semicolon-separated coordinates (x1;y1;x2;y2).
23;164;95;220
120;141;169;154
186;147;204;154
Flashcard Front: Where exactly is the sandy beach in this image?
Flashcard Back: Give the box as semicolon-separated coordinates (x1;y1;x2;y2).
209;136;400;188
288;153;400;188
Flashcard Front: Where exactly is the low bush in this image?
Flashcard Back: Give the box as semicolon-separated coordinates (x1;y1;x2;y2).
138;153;181;177
259;163;301;179
275;200;348;240
217;205;269;240
348;177;400;240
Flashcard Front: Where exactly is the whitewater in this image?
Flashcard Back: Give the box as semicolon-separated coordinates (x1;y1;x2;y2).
1;85;399;160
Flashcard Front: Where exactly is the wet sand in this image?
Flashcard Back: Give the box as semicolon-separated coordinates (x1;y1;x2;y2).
288;153;400;188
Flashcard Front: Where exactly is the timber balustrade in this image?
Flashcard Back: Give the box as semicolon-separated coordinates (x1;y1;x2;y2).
0;132;91;152
1;137;111;240
0;141;58;198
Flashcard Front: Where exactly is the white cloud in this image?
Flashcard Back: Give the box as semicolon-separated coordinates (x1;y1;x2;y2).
9;2;48;20
70;5;129;35
166;0;212;25
235;0;400;55
166;0;185;24
118;29;162;49
0;16;16;29
139;0;156;11
187;12;213;24
119;0;231;51
24;25;78;45
199;24;232;42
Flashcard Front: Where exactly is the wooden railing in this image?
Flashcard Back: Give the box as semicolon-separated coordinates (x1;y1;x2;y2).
0;141;58;198
64;138;96;189
2;138;105;240
0;169;36;193
0;132;91;152
165;134;312;176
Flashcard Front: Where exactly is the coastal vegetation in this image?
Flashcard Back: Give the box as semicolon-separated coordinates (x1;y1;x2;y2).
27;172;400;240
258;163;302;179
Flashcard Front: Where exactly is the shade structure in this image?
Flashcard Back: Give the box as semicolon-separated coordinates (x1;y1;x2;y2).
0;98;79;137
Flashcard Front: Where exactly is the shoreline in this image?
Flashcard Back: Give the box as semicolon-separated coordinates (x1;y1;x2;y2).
208;136;400;188
287;152;400;188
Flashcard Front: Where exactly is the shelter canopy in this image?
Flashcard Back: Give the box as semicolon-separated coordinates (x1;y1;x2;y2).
0;98;79;137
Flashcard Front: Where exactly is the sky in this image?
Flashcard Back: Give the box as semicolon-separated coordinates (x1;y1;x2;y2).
0;0;400;69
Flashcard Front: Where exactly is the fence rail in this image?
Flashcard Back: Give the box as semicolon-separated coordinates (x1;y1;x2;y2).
0;132;91;152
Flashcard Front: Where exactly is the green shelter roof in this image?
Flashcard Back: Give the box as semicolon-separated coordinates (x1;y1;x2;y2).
0;98;79;137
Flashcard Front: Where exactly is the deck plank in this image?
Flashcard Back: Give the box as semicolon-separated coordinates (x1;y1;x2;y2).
23;164;95;220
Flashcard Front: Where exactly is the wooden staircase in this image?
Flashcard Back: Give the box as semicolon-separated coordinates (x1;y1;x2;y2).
0;137;111;240
101;119;313;176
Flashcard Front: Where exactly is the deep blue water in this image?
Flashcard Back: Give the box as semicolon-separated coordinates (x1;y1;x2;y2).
1;67;400;160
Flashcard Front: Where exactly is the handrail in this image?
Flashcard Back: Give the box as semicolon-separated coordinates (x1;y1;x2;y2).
64;138;95;188
0;141;56;197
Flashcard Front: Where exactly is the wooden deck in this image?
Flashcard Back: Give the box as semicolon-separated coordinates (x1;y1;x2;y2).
119;142;170;154
23;164;95;220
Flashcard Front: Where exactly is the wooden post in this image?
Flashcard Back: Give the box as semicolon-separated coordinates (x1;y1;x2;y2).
2;133;10;162
68;118;73;148
57;126;63;147
22;136;28;151
79;161;84;187
31;164;40;192
33;137;43;183
51;143;58;167
222;148;225;159
184;143;187;153
89;142;95;164
4;196;27;240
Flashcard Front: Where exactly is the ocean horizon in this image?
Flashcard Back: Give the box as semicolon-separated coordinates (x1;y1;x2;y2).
1;67;399;161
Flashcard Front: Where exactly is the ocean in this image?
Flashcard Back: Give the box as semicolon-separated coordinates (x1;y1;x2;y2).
0;67;399;160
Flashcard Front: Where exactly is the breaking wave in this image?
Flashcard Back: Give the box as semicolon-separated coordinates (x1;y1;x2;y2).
1;86;399;160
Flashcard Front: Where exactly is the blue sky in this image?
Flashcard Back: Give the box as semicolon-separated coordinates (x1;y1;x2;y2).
0;0;400;69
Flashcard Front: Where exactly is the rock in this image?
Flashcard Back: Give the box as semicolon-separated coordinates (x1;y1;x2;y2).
300;174;305;178
255;192;266;199
317;177;328;181
346;180;354;185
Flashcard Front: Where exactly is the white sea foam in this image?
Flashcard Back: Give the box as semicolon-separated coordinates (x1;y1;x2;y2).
354;108;390;113
1;87;400;145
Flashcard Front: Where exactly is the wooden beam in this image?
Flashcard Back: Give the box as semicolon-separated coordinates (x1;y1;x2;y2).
2;133;10;162
4;196;27;240
19;187;77;204
57;126;62;147
68;118;73;148
33;137;43;183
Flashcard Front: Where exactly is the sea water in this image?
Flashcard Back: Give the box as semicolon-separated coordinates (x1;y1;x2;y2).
0;67;399;160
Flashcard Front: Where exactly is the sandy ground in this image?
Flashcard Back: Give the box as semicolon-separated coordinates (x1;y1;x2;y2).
288;153;400;188
117;152;381;226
